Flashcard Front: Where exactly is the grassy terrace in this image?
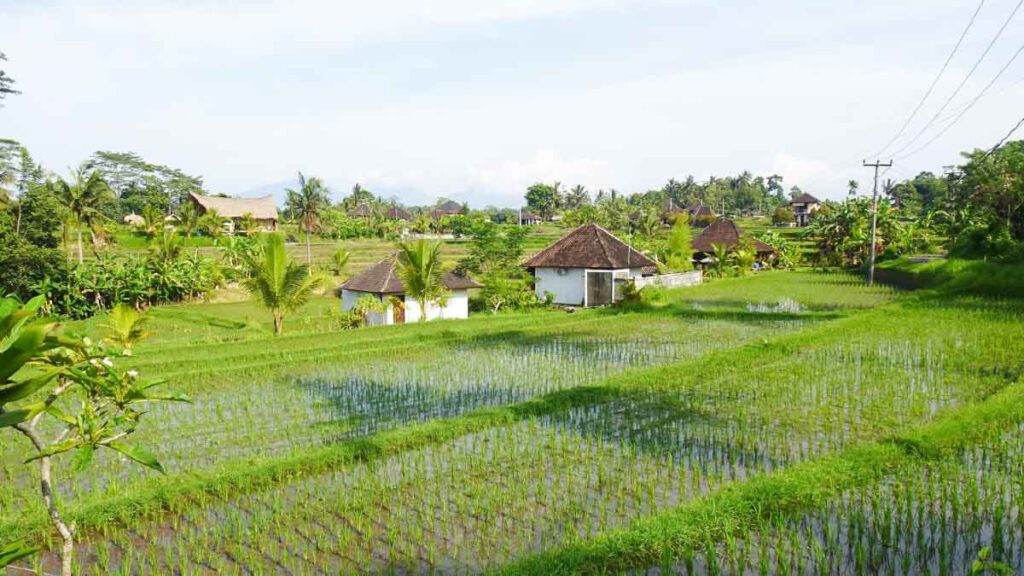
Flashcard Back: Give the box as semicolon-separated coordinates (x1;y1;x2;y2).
5;270;1024;574
102;225;567;275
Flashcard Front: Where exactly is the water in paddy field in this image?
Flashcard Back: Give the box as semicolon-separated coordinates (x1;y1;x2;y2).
1;321;794;517
640;423;1024;576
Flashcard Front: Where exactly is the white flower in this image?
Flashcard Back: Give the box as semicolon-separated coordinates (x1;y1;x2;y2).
89;359;100;367
101;357;114;367
127;370;139;378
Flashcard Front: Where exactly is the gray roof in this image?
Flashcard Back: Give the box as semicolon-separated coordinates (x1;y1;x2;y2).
341;256;481;295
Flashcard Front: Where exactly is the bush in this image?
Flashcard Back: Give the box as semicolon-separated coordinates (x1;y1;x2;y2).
949;225;1021;261
876;257;1024;298
0;239;69;302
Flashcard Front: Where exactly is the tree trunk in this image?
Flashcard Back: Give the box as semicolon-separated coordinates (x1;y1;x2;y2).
306;230;312;274
16;424;74;576
273;310;284;336
76;227;84;264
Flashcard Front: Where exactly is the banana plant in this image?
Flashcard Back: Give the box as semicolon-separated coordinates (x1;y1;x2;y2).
0;296;190;576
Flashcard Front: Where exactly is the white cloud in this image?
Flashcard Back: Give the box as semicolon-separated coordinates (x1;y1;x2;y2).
3;0;1023;207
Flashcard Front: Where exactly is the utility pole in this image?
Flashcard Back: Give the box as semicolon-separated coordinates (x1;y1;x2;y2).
863;159;893;285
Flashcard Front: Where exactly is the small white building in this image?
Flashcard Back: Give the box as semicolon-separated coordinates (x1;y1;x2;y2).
523;224;657;307
340;257;481;326
789;193;821;227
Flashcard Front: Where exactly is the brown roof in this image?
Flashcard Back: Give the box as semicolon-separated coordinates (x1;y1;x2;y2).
687;204;715;218
349;204;373;218
386;206;412;220
523;224;656;269
341;256;481;295
692;219;774;254
790;193;820;205
436;200;464;214
190;193;277;220
663;198;684;213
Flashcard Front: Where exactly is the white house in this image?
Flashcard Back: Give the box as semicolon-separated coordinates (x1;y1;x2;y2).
340;256;481;326
523;224;657;307
789;193;821;227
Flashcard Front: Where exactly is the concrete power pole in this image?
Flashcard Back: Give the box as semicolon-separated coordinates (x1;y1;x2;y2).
863;159;893;285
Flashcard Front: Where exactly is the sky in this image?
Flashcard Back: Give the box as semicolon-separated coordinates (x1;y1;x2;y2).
3;0;1024;207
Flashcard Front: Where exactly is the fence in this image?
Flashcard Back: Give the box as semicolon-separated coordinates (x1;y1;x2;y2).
633;270;702;290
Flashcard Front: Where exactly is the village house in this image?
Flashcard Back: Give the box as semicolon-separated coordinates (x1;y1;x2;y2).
348;204;373;218
429;200;465;219
789;192;821;226
686;204;716;224
692;219;775;266
189;193;278;232
340;256;481;326
385;206;413;221
523;224;656;307
518;209;541;225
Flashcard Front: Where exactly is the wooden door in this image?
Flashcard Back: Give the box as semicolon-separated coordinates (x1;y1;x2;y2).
393;297;405;324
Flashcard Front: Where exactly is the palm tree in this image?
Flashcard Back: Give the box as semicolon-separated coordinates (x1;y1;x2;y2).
242;232;322;335
285;172;331;273
52;169;112;263
710;243;731;278
198;208;224;237
101;303;150;351
149;228;183;263
177;202;199;237
394;240;447;322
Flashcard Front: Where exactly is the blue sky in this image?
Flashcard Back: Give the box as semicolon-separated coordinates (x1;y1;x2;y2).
3;0;1024;206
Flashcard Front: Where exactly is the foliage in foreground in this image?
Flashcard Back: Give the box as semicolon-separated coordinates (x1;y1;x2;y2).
0;296;187;575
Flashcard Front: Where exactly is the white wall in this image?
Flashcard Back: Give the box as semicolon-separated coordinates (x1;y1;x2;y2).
535;267;647;306
404;290;469;322
341;289;470;325
340;290;392;326
535;267;586;306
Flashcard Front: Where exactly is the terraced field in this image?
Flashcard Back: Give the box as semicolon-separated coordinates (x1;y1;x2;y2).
4;270;1024;575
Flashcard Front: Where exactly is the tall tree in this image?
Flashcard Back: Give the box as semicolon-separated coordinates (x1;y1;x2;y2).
564;184;591;209
395;240;447;322
84;151;205;214
525;183;560;220
285;172;331;272
341;183;375;211
0;52;19;103
242;233;323;335
52;169;113;263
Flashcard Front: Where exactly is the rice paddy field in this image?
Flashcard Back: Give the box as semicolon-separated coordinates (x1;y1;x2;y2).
4;269;1024;575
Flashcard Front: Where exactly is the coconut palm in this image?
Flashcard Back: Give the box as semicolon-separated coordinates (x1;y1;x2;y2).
149;228;183;263
331;246;351;276
394;240;447;322
51;169;112;263
285;172;331;272
710;243;731;278
242;232;322;335
176;202;199;237
101;303;150;351
198;208;225;237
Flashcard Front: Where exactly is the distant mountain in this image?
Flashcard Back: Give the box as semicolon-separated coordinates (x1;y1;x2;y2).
234;178;518;209
235;179;296;207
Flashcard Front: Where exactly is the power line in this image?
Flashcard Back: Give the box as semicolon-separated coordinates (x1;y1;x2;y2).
979;112;1024;160
896;40;1024;160
889;0;1024;158
871;0;987;158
